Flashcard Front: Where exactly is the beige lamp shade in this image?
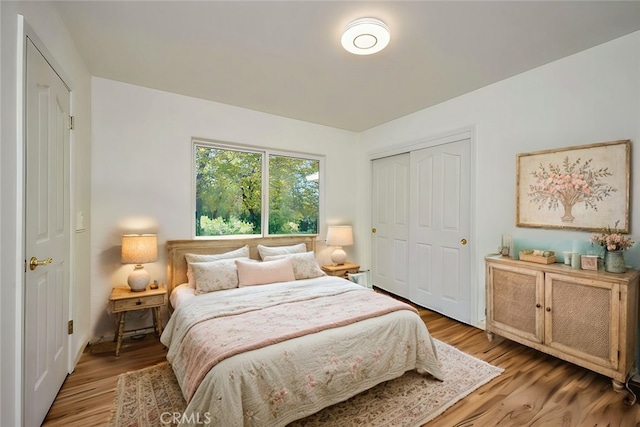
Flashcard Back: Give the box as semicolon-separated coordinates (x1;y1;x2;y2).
122;234;158;264
326;226;353;265
121;234;158;292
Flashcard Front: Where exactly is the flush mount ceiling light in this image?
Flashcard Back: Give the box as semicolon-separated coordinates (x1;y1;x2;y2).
341;17;390;55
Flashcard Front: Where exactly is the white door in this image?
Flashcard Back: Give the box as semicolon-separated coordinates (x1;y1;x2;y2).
409;139;471;323
24;37;71;427
371;153;410;299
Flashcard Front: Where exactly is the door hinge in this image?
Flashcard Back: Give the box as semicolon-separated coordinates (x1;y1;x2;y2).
69;115;75;130
68;320;74;335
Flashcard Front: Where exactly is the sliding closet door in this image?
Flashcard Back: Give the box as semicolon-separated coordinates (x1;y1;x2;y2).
371;153;410;298
409;139;471;323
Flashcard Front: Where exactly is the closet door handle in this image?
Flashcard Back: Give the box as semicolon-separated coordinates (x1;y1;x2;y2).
460;238;467;245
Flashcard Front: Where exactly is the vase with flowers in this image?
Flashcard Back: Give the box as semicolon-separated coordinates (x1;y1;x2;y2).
590;221;634;273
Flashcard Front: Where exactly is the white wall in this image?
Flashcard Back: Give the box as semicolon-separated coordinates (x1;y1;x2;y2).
92;31;640;340
0;1;92;425
90;78;360;340
358;31;640;325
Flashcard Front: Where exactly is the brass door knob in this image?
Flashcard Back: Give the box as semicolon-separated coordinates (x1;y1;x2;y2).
29;256;52;271
460;238;467;245
372;228;377;233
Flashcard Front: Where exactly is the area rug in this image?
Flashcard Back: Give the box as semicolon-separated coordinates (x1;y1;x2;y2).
107;339;503;427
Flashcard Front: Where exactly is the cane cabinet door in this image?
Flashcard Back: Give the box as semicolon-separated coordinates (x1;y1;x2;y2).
544;273;619;371
487;262;544;344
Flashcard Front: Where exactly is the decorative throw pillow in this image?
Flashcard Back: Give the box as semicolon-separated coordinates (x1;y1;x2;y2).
236;257;295;287
185;245;250;287
190;258;248;294
257;243;307;260
263;251;326;280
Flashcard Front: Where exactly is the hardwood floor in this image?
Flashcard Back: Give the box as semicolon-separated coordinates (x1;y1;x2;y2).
43;306;640;426
418;308;640;426
42;333;168;427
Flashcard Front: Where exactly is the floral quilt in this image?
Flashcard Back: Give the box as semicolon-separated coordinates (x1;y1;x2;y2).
161;276;443;427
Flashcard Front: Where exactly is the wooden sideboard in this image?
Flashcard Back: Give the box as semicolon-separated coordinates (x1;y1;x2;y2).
485;255;639;391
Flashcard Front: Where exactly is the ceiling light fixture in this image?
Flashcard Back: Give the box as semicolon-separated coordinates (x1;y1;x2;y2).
341;17;390;55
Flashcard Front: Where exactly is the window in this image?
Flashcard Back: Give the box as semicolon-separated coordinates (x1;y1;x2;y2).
194;142;321;237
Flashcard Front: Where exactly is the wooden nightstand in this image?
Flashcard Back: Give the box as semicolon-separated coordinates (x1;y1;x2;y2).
109;285;167;356
321;262;360;279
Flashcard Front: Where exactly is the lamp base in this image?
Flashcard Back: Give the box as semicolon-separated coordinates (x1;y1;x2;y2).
128;265;150;292
331;247;347;265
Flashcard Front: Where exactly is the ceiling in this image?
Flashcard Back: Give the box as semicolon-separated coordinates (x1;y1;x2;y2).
53;1;640;132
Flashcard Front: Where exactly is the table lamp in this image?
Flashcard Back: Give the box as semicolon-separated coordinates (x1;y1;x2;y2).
326;225;353;265
121;234;158;292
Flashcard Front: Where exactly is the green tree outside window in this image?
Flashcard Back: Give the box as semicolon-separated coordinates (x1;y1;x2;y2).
195;144;320;237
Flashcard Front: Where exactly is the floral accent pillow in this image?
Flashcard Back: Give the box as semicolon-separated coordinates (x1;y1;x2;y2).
263;251;326;280
185;245;250;287
236;257;295;287
257;243;307;260
190;258;248;294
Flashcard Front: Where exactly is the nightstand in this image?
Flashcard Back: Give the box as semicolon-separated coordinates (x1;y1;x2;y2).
109;285;167;356
321;262;360;279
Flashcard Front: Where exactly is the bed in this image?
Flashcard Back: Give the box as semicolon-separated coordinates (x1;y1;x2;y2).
161;236;443;426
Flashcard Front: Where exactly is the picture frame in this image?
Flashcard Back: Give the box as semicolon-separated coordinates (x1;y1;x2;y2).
347;271;371;289
580;255;599;271
516;140;630;232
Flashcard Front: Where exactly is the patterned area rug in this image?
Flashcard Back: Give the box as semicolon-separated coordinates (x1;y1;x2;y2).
107;339;503;427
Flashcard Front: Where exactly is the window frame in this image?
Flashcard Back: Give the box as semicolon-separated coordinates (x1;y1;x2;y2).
192;139;324;239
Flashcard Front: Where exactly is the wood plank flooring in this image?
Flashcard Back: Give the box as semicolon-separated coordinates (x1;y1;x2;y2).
43;305;640;426
42;334;168;426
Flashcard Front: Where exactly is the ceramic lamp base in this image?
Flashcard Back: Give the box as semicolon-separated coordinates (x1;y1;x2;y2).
128;265;150;292
331;247;347;265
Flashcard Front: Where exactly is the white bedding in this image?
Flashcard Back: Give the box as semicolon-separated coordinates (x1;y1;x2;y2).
161;276;443;427
170;283;197;309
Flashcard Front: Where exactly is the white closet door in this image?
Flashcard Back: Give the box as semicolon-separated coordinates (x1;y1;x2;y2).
409;139;471;323
371;153;410;298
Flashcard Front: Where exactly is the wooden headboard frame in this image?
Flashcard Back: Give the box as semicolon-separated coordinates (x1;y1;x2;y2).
166;235;317;295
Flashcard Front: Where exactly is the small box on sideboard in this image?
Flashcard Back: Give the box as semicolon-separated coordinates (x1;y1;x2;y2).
519;250;556;264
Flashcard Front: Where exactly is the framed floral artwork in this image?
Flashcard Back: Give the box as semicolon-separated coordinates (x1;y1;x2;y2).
516;140;630;232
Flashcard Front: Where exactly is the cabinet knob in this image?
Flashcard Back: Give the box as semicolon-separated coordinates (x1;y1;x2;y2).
535;303;541;308
136;301;142;305
546;307;551;312
372;228;377;233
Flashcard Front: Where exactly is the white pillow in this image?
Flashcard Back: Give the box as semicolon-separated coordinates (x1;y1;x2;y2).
185;245;250;287
257;243;306;260
190;258;246;294
236;258;295;287
263;251;326;280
